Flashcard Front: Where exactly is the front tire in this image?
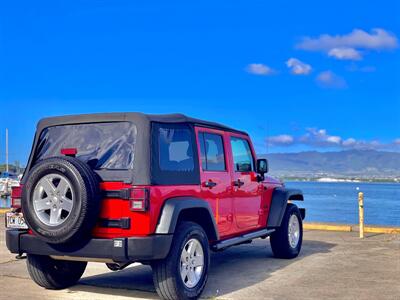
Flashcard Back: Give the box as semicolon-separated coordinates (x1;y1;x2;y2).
270;203;303;259
26;254;87;289
152;221;210;300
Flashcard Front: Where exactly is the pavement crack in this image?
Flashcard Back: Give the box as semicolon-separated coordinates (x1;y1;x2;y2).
0;274;29;280
0;260;18;265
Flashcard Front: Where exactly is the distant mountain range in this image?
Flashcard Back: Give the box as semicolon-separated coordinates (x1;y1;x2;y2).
259;150;400;179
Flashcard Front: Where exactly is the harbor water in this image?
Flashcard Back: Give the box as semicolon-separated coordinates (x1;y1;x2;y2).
286;181;400;226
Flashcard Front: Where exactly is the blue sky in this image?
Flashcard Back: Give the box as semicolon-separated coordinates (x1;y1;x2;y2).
0;1;399;165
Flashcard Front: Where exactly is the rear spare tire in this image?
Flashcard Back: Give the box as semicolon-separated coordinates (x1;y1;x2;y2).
22;156;101;244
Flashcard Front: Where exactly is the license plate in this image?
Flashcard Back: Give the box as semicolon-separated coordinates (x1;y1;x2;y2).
6;212;28;229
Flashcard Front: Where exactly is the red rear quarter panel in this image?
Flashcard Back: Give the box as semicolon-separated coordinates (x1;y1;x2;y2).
92;182;202;238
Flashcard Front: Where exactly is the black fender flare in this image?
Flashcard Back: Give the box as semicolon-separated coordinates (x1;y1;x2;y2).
267;188;304;228
155;197;219;240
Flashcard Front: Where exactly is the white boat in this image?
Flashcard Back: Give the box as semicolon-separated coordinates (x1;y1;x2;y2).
0;173;21;197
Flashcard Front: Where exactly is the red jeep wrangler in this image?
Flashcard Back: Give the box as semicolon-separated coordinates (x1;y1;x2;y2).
6;113;305;300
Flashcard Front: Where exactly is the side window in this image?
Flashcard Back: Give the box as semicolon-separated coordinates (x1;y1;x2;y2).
198;132;226;171
158;127;194;171
230;137;254;172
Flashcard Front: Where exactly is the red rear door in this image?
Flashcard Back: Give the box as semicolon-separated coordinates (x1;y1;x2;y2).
228;134;262;231
196;127;233;236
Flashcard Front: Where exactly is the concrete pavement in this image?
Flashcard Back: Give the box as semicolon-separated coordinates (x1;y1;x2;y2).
1;219;399;300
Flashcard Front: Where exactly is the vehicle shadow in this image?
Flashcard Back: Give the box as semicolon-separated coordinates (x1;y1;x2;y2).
73;238;335;299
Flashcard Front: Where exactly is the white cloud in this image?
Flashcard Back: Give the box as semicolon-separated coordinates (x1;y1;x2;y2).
328;47;362;60
296;28;398;60
300;128;342;146
286;58;312;75
267;134;294;146
326;135;342;144
343;138;357;147
266;129;400;151
246;63;275;75
316;71;347;89
297;28;398;51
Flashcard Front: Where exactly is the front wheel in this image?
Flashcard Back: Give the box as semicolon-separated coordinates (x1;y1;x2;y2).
270;203;303;259
152;221;210;300
26;254;87;289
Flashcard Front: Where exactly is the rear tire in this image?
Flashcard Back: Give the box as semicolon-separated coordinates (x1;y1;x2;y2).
270;203;303;259
152;221;210;300
26;254;87;289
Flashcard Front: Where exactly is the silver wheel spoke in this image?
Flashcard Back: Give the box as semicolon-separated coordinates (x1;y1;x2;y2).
56;179;69;196
34;197;50;211
187;240;197;256
181;248;189;260
187;269;196;284
60;196;73;212
181;266;189;281
192;256;203;267
187;241;194;255
41;178;57;195
49;208;61;224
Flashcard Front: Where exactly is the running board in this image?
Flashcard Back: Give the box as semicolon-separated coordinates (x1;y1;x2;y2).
212;228;275;251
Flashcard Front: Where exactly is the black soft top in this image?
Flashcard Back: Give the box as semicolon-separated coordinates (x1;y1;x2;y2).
36;112;247;135
23;112;247;185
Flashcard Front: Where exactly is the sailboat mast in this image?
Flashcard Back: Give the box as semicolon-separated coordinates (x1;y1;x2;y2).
5;128;8;173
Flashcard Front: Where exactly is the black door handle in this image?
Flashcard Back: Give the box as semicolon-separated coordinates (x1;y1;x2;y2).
203;180;217;188
233;179;244;187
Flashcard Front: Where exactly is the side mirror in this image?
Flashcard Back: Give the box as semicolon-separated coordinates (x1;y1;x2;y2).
256;158;268;175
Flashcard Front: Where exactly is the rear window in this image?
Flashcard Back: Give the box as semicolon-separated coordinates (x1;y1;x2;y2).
151;122;200;185
159;127;195;172
35;122;136;170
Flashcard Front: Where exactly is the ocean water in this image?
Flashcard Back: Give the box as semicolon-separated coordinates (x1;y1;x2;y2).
1;181;399;226
286;181;400;226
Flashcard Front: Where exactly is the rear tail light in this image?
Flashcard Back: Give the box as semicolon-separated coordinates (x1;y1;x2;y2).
61;148;77;157
129;188;149;212
11;186;22;209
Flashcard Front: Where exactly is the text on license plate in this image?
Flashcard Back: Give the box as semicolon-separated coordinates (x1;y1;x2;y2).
6;212;28;229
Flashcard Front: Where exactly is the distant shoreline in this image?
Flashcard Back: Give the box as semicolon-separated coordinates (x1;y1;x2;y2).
281;177;399;184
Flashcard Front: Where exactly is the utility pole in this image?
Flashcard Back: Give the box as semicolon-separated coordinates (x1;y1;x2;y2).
6;128;9;173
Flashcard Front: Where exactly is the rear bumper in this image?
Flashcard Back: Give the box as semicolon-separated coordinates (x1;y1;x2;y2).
6;229;173;263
